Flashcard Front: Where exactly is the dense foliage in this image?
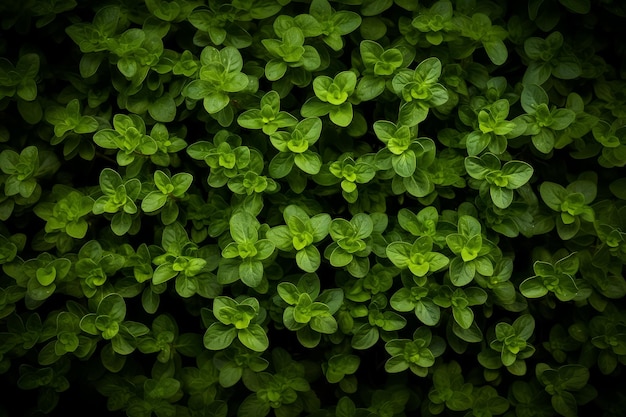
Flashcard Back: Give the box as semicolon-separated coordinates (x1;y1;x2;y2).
1;0;626;416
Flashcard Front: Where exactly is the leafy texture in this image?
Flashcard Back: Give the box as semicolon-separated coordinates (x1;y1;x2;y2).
0;2;625;417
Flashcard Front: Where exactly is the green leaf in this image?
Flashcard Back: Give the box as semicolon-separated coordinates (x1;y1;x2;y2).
464;155;493;180
237;110;265;130
328;246;352;267
351;324;378;350
16;99;42;124
550;108;576;130
385;355;409;373
609;178;626;200
329;102;353;127
238;324;269;352
230;211;259;243
239;260;264;288
296;246;321;272
92;129;119;149
98;293;126;323
0;150;19;173
361;0;392;15
392;150;416;178
558;365;590;390
203;93;230;114
398;101;428;126
204;323;237;350
149;95;177;123
17;79;38;101
142;192;168;212
512;314;535;341
553;58;582;80
416;57;442;84
356;76;385;101
79;53;105;78
519;276;549;298
391;291;418;315
183;79;212;100
239;395;271;417
265;59;288;81
523;61;552;85
254;239;275;260
294;151;322;175
142;289;159;314
145;378;180;400
490;186;514;209
521;84;549;113
452;306;474;329
278;282;301;305
559;0;590;13
310;315;338;334
502;161;534;189
539;181;568;211
66;219;89;239
269;152;295;178
551;392;578;417
266;225;294;251
381;311;407;331
171;172;192;196
484;40;508;65
319;288;344;314
458;215;482;238
111;212;133;236
152;264;177;285
449;257;475;286
100;344;125;372
99;168;123;195
416;300;441;326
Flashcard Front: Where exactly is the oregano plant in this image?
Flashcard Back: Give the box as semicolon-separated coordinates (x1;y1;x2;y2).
1;1;626;416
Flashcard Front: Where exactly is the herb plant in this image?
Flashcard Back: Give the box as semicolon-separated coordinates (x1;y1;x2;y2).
1;1;626;417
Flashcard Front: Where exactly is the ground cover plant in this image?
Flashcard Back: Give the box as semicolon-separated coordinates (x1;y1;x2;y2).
1;0;626;416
